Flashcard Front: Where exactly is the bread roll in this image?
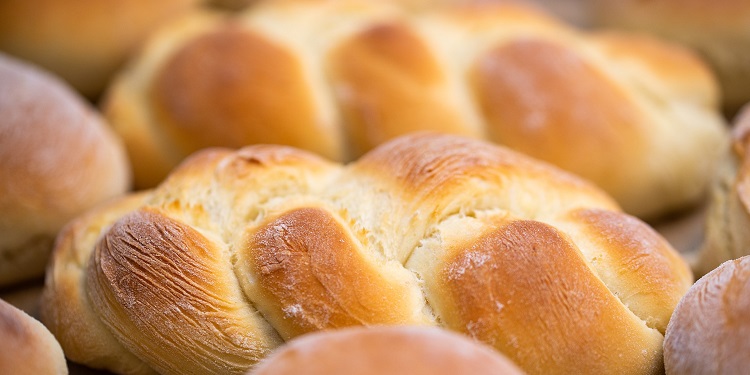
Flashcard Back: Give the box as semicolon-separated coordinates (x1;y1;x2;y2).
42;132;693;375
101;0;727;220
663;255;750;374
249;326;526;375
0;298;67;375
0;0;202;99
694;105;750;277
0;53;131;287
589;0;750;115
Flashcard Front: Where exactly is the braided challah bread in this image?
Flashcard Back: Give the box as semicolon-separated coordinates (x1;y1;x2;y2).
102;0;728;220
41;133;693;375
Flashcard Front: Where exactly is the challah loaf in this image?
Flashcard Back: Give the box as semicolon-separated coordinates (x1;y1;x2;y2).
663;255;750;374
0;298;67;375
102;0;727;220
0;0;202;99
0;53;131;287
693;105;750;276
588;0;750;115
248;326;526;375
41;132;693;375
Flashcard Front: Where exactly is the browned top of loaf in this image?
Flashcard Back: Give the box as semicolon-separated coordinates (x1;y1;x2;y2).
249;326;526;375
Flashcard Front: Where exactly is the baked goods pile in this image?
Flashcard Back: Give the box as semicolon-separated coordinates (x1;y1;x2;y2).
41;133;693;374
1;0;750;374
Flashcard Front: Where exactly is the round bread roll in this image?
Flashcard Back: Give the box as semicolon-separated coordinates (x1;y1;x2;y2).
695;105;750;277
249;326;526;375
102;0;727;220
0;0;202;99
663;255;750;374
0;298;67;375
0;53;131;287
589;0;750;114
42;132;692;375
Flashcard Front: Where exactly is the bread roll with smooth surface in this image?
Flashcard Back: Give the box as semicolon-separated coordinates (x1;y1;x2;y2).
0;53;131;287
249;326;526;375
102;0;727;220
0;298;67;375
663;255;750;374
42;132;693;375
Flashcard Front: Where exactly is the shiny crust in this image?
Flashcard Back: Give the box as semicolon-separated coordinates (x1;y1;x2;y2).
103;0;727;220
664;256;750;374
43;133;693;375
151;23;341;160
409;218;665;374
329;21;477;157
249;326;526;375
0;53;131;287
0;299;67;375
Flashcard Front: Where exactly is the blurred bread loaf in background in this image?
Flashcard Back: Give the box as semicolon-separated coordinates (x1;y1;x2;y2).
586;0;750;115
249;326;526;375
0;54;131;287
101;0;727;221
0;0;202;99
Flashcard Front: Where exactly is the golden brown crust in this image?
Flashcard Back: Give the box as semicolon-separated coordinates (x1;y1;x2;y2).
0;299;67;375
43;132;693;375
0;53;131;287
328;21;477;157
151;23;342;160
408;217;664;375
238;207;429;340
664;256;750;374
472;38;646;198
88;207;282;375
249;326;526;375
553;208;694;333
40;192;154;375
0;0;200;98
103;0;727;220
